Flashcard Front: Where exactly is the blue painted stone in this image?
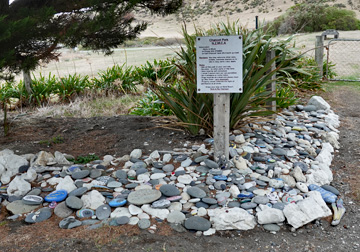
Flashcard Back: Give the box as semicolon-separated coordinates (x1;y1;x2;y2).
238;192;254;199
213;175;227;181
44;189;68;202
109;198;127;207
308;184;337;203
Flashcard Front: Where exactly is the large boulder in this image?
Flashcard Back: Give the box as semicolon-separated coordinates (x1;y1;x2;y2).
256;206;285;224
0;149;29;184
208;207;256;231
307;96;331;111
283;191;332;229
7;176;31;197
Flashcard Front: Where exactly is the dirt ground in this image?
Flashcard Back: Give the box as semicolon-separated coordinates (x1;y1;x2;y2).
0;85;360;252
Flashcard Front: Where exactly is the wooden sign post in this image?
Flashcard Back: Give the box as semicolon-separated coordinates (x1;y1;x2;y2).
196;36;243;161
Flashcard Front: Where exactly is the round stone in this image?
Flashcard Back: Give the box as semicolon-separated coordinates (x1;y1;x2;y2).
116;216;130;225
263;223;281;232
167;211;186;224
127;189;162;205
227;201;241;208
115;170;127;180
202;198;217;205
204;159;219;169
76;209;95;218
59;216;82;229
294;162;308;172
25;207;52;223
71;170;90;180
90;169;102;178
151;199;171;209
138;219;151;229
96;204;111;220
159;184;180;197
240;202;257;209
162;164;174;172
187;187;206;198
272;202;286;210
65;196;83;210
131;162;147;170
195;166;210;174
253;195;269;205
195;202;209;209
107;181;122;188
69;187;88;197
22;195;43;205
184;216;211;231
271;148;287;156
54;202;74;218
214;181;226;190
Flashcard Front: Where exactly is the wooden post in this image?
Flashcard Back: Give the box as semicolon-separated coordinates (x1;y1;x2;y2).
213;93;230;161
266;50;276;111
315;35;324;78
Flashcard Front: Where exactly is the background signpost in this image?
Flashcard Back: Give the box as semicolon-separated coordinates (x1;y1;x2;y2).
196;36;243;161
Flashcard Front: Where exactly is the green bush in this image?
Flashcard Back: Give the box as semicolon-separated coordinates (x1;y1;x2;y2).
55;74;90;101
129;90;173;116
92;64;137;94
150;21;301;135
267;4;360;35
135;58;177;85
28;73;57;106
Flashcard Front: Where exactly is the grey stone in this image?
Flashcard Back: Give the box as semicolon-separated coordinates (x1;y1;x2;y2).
240;202;257;209
151;199;171;209
159;184;180;197
96;204;111;220
227;201;241;208
25;207;52;223
65;196;83;210
167;210;186;224
96;176;114;184
22;195;43;205
26;188;42;196
136;167;148;175
69;187;88;197
54;202;74;218
71;170;90;180
204;159;219;169
263;223;281;232
115;170;127;180
194;156;209;163
6;200;38;215
107;181;122;188
196;166;210;174
116;216;130;225
90;169;102;178
128;189;161;205
162;164;174;172
272;202;286;211
187;187;206;198
202;198;217;205
184;216;211;231
214;181;226;190
271;148;287;156
59;216;82;229
131;161;147;170
170;223;187;233
138;219;151;229
253;195;269;205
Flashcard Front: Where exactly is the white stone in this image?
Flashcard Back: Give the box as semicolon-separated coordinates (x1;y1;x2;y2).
234;134;246;144
138;212;150;219
324;111;340;128
128;217;140;225
128;204;143;215
111;207;132;218
296;182;308;193
54;151;71;165
177;174;193;184
203;228;216;236
21;167;37;182
322;132;340;149
283;191;332;229
292;166;306;183
150;173;166;180
279;175;296;188
307;96;331;111
269;179;284;189
167;210;186;224
197;207;207;217
137;174;150;182
81;190;106;210
229;185;240;198
208;207;256;231
0;151;28;184
7;176;31;196
256;206;285;224
169;202;183;212
124;161;133;169
306;169;332;186
33;151;55;166
149;150;160;160
141;204;169;220
162;154;172;163
56;175;77;192
134;184;152;191
130;149;142;159
233;156;247;170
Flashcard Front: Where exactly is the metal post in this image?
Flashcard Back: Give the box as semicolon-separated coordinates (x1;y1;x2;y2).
213;93;230;161
315;35;324;78
266;50;276;111
255;16;259;29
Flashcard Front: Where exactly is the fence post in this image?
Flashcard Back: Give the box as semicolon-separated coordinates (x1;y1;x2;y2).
266;50;276;111
315;35;324;78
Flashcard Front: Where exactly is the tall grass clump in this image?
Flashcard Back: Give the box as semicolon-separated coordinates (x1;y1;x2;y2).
267;4;360;35
150;21;305;135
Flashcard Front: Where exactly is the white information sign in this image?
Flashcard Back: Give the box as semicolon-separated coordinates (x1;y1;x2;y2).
196;35;243;93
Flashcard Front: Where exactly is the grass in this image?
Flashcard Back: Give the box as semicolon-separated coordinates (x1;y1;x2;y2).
324;81;360;92
39;135;64;146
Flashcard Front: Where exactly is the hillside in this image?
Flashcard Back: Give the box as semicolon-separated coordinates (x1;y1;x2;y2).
138;0;360;37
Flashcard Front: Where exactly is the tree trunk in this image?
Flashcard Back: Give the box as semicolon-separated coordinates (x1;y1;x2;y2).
23;70;33;94
0;0;9;15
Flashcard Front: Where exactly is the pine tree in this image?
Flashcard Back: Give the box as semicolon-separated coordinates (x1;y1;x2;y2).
0;0;182;90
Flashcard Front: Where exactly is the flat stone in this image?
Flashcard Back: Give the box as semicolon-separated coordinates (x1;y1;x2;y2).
96;204;111;220
263;223;281;232
22;195;43;205
159;184;180;197
107;181;122;188
69;187;88;197
138;219;151;229
202;198;218;205
6;200;38;215
76;209;95;218
204;159;219;169
162;164;174;172
184;216;211;231
116;216;130;225
71;170;90;180
115;170;127;180
271;148;287;156
54;202;74;218
25;207;52;223
59;216;82;229
253;195;269;205
167;210;186;224
195;166;210;174
65;196;83;210
321;184;340;196
208;207;256;230
240;202;257;209
127;189;162;205
187;187;206;198
90;169;102;178
177;175;193;184
151;199;171;209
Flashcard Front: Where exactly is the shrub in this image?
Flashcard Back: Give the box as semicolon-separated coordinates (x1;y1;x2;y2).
267;4;360;35
129;90;173;116
55;74;90;101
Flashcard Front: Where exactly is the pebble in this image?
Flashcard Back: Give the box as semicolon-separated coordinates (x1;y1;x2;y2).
128;189;161;205
138;219;151;229
159;184;180;196
59;216;82;229
65;196;83;210
96;204;111;220
184;216;211;231
187;187;206;198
